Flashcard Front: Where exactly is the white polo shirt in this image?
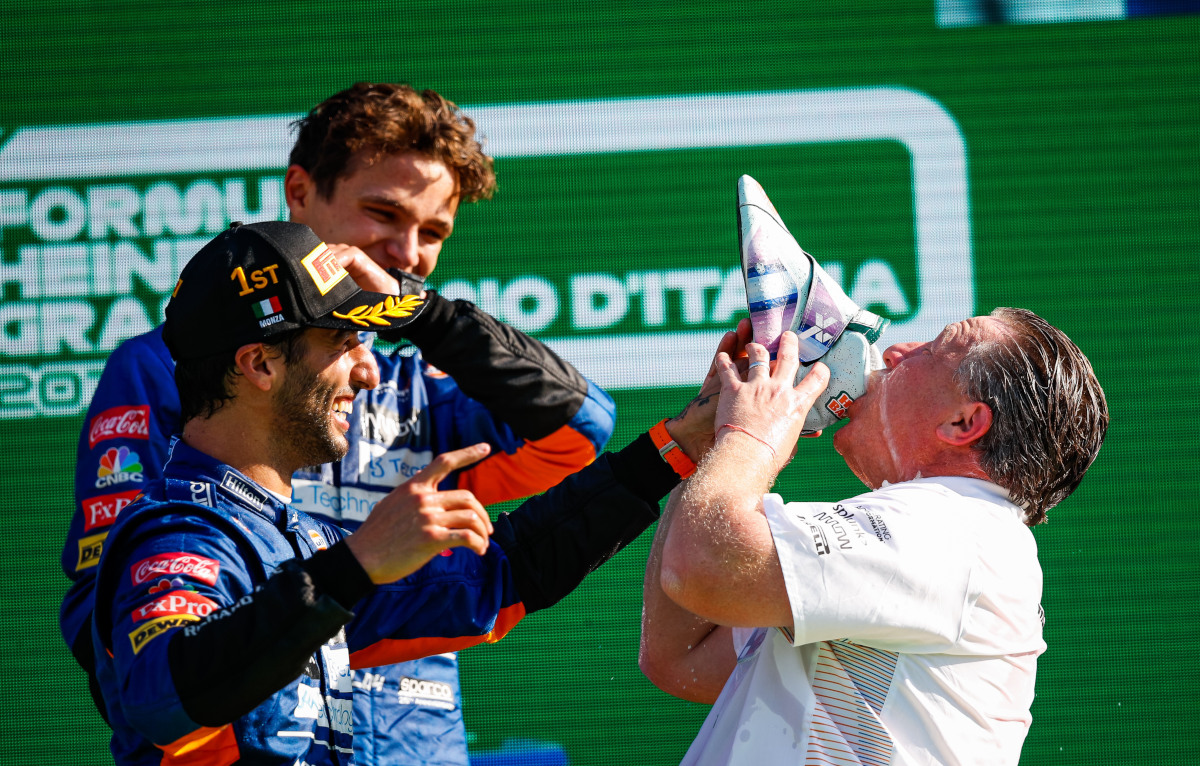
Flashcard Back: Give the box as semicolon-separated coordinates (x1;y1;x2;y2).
681;477;1045;766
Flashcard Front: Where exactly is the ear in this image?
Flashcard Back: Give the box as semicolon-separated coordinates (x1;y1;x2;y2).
283;165;315;223
936;401;993;446
233;343;283;393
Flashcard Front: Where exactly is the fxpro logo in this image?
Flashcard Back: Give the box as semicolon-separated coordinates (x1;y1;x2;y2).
0;88;971;412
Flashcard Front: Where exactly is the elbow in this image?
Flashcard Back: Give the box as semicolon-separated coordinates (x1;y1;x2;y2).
637;634;705;703
659;540;721;619
638;652;681;698
121;689;205;748
637;643;668;690
637;607;667;691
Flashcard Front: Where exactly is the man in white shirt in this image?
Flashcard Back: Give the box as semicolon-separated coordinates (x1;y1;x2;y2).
640;308;1108;765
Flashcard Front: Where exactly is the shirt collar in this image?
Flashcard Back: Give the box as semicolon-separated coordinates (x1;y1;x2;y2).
163;440;290;522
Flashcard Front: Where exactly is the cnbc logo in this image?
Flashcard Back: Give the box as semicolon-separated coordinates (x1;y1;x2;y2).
0;88;971;415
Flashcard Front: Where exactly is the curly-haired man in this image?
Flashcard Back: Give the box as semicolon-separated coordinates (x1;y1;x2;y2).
63;83;616;766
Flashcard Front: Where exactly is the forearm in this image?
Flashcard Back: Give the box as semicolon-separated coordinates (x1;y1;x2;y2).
491;432;678;613
659;433;792;627
166;544;372;727
663;433;776;582
393;291;591;439
640;487;735;703
454;381;617;505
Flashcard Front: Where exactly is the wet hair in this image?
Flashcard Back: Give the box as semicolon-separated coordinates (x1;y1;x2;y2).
288;82;497;204
176;329;308;423
955;308;1108;525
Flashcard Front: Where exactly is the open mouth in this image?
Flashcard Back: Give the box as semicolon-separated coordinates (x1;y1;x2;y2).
331;398;354;430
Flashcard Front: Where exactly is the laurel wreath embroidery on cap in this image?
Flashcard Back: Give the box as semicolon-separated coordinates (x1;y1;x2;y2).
333;295;424;327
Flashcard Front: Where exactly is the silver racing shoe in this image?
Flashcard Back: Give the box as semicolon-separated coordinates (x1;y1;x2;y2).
738;174;889;434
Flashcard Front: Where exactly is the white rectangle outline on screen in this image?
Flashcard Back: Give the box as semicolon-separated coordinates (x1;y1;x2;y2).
0;88;972;389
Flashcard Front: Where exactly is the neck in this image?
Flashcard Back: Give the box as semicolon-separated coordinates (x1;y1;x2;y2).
886;451;992;487
181;404;296;497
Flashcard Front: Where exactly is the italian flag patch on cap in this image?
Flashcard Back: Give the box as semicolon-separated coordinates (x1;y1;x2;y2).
252;296;282;319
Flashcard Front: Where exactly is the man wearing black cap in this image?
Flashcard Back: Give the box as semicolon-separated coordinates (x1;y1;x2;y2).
61;84;617;766
90;221;714;766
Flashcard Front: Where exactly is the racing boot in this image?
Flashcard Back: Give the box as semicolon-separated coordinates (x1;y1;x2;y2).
738;174;889;434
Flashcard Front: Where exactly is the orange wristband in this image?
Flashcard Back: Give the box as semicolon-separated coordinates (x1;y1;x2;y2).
649;418;697;480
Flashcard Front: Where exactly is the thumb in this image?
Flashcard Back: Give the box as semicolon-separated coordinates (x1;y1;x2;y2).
409;443;491;489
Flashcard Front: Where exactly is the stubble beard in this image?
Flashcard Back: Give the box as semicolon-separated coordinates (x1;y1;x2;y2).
271;359;350;471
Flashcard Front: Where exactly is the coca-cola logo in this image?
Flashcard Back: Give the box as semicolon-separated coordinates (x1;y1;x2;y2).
130;552;220;587
89;405;150;448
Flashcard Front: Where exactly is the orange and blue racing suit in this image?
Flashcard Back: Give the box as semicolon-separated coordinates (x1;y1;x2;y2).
93;431;676;765
63;290;617;765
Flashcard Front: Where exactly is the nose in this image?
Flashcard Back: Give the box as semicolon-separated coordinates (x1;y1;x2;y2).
882;342;922;369
348;340;380;391
382;228;420;272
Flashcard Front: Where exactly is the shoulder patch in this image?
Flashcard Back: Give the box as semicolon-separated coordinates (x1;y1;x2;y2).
187;481;214;507
220;471;267;510
88;404;150;448
81;488;141;532
307;529;328;551
76;532;107;571
129;614;199;654
132;589;219;623
130;552;220;587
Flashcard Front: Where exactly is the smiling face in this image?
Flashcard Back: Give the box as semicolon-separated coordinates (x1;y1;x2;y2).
287;151;460;278
832;316;1005;488
271;328;379;467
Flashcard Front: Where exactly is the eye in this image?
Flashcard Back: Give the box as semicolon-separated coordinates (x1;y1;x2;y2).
364;206;396;222
335;331;358;350
419;228;447;244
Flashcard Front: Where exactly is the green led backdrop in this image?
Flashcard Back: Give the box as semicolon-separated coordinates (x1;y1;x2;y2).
1;2;1197;764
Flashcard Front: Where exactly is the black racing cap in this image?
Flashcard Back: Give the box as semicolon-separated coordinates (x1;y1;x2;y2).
163;221;424;361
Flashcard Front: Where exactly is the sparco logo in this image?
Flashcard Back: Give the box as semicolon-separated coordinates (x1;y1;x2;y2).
399;677;454;702
88;405;150;448
130;552;220;587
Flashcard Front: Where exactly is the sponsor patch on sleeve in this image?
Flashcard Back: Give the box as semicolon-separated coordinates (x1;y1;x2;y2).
81;488;140;532
132;589;219;623
88;404;150;448
95;446;145;489
129;614;200;654
76;532;108;571
130;552;220;587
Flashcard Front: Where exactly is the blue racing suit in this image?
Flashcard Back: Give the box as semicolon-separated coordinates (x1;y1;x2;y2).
63;291;617;765
93;431;675;766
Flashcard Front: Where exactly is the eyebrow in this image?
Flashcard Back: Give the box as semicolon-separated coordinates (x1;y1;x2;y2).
359;195;455;229
327;329;358;346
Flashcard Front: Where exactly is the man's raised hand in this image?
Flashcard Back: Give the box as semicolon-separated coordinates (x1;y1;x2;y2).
713;330;830;474
664;318;756;463
329;243;402;294
345;443;494;584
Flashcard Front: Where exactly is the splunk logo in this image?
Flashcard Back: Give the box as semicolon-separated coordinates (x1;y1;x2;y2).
95;446;144;488
0;88;972;406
